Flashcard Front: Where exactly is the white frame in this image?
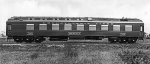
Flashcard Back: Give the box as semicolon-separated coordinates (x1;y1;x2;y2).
26;24;34;30
125;25;132;31
64;24;72;30
101;25;108;31
140;26;143;31
89;25;96;31
77;24;84;30
113;25;120;31
52;24;59;30
39;24;47;30
8;25;11;30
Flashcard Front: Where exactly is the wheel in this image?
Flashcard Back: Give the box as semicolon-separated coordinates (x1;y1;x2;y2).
127;38;137;44
14;37;23;43
35;38;42;43
24;37;34;43
49;36;68;41
119;38;127;44
108;38;118;43
35;37;45;43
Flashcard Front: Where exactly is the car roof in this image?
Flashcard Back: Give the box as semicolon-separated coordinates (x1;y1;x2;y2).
7;16;143;22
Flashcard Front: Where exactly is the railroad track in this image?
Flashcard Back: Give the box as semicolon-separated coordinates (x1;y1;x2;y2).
0;39;149;47
0;41;147;46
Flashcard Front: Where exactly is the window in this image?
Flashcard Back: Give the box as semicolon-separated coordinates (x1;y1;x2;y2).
77;24;84;30
52;24;59;30
125;25;132;31
113;25;120;31
26;24;34;30
101;25;108;31
8;25;11;30
39;24;47;30
89;25;96;31
140;26;143;31
64;24;72;30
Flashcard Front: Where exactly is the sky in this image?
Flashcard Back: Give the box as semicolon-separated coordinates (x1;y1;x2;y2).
0;0;150;34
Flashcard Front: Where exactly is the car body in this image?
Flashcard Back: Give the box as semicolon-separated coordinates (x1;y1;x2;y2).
6;16;144;43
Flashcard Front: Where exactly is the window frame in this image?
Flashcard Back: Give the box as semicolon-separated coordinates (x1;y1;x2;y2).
125;25;132;31
26;24;34;30
7;24;12;30
140;25;143;31
64;24;72;30
113;25;120;31
52;24;59;30
101;25;108;31
39;24;47;30
89;25;96;31
77;24;84;31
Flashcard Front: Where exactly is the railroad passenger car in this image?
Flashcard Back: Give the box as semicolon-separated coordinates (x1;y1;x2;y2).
6;16;144;43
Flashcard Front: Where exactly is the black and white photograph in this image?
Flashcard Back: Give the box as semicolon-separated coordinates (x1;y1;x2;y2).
0;0;150;64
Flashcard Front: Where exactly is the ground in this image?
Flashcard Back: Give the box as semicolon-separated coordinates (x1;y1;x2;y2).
0;39;150;64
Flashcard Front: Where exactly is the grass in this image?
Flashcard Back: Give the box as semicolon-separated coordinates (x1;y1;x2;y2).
0;43;124;64
137;39;150;43
118;49;150;64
